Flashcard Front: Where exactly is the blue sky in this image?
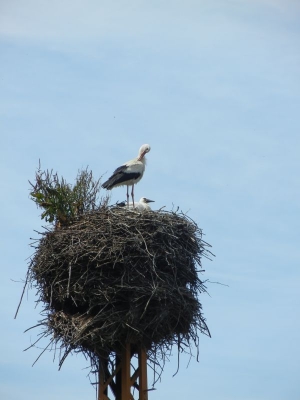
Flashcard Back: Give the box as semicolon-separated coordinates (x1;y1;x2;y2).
1;1;300;399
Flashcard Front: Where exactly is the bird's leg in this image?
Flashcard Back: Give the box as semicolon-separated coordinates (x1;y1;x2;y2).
126;186;130;207
131;185;135;207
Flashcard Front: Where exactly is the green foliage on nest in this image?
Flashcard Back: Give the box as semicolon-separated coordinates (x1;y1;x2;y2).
29;164;104;224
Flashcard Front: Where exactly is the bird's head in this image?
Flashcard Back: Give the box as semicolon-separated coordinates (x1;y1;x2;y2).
138;144;151;160
140;197;155;204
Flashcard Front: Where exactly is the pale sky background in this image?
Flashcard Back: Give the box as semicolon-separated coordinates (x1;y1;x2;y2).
1;1;300;399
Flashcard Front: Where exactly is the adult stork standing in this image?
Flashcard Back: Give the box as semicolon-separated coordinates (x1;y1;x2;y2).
102;144;151;207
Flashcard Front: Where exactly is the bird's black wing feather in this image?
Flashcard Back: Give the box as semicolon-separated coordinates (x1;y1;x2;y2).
112;164;128;175
110;172;140;187
102;165;126;189
102;164;141;189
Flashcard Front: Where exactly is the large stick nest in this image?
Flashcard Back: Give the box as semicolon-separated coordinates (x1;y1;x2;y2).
27;205;212;371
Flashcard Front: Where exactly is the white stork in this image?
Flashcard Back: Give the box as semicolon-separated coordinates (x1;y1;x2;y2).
102;144;151;206
123;197;155;211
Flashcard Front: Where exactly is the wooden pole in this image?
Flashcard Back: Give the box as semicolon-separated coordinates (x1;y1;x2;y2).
98;358;109;400
121;343;131;400
138;347;148;400
98;344;148;400
115;353;121;400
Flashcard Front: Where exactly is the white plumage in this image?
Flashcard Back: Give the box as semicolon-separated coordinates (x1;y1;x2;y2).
126;197;155;211
102;144;151;206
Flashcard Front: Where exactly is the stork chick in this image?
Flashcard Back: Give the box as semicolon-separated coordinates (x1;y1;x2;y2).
126;197;155;211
